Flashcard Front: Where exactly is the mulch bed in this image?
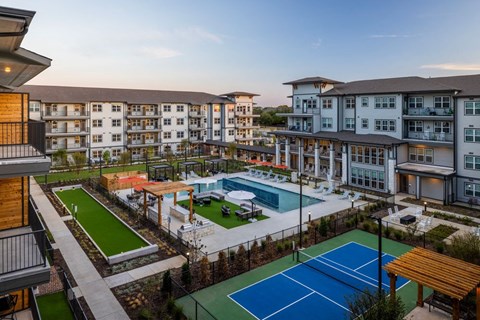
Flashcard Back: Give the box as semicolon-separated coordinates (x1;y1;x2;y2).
402;197;480;218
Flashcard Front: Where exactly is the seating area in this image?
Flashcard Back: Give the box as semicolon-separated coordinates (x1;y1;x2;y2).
237;202;263;220
0;294;17;320
221;205;231;217
194;191;225;202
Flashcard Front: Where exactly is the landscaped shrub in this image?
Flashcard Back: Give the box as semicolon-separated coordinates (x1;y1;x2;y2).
384;227;391;239
235;245;248;273
261;240;267;251
139;308;154;320
216;251;229;279
394;230;404;241
264;235;275;260
181;262;192;286
363;221;371;232
173;305;184;320
250;241;260;266
448;233;480;264
199;256;211;286
229;249;236;262
161;270;172;295
276;242;284;253
166;296;175;313
435;241;445;253
318;217;328;237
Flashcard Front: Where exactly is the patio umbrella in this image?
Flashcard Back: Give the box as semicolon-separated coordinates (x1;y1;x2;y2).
227;190;257;212
194;177;217;193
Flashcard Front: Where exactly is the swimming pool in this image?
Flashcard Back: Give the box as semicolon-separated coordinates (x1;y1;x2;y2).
224;177;322;213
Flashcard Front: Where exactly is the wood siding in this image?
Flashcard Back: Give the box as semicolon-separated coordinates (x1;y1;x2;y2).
0;93;28;145
0;177;28;230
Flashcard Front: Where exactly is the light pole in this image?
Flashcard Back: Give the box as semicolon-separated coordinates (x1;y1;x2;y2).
308;210;311;223
299;172;303;249
370;215;383;310
424;201;427;213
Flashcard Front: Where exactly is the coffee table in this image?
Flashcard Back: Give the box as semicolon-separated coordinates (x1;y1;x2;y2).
400;214;416;225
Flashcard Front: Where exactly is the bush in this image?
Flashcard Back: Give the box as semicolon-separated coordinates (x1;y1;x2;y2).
250;241;260;266
173;304;184;320
384;227;391;239
276;242;284;253
139;308;154;320
229;249;236;262
448;233;480;264
394;230;404;241
363;221;371;232
181;262;192;286
161;270;172;294
261;240;267;251
217;251;229;279
435;241;445;253
318;217;328;237
166;296;176;313
346;220;352;228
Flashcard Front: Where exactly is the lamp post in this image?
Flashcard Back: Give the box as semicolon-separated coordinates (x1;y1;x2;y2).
308;210;311;223
186;252;190;264
176;173;179;181
369;215;383;308
299;172;303;249
424;201;427;213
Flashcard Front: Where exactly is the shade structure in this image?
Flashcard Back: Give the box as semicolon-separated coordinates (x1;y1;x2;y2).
227;190;256;201
194;177;218;193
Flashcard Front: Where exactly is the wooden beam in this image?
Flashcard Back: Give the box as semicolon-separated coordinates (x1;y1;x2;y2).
452;298;460;320
476;285;480;320
143;190;147;217
158;198;162;227
389;273;397;303
417;284;424;307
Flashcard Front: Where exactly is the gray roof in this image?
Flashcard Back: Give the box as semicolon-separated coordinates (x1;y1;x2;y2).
272;130;405;147
221;91;260;97
430;74;480;97
17;85;233;105
205;140;276;154
283;76;343;85
322;76;457;96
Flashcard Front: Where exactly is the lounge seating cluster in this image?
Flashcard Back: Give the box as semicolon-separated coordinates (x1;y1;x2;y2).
236;203;263;221
194;191;225;202
221;205;231;217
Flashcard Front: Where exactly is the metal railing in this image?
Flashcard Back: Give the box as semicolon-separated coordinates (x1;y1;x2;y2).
61;270;88;320
44;111;89;117
46;142;88;150
0;121;46;159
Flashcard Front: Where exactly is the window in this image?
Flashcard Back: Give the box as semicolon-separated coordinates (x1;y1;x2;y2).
345;118;355;129
112;119;121;127
465;155;480;170
112;149;121;157
434;96;450;109
304;99;317;109
408;121;423;132
177;131;184;139
228;118;234;125
214;118;221;124
295;99;300;109
163;132;171;139
465;129;480;142
112;134;121;142
176;105;184;112
345;98;355;109
163;105;171;112
163;118;171;125
351;167;385;191
92;135;102;143
361;119;368;129
92;104;102;112
465;183;480;197
409;147;434;164
434;121;450;133
112;105;121;112
408;97;423;108
322;98;332;109
374;96;396;109
92;150;102;158
351;145;384;165
361;97;369;107
322;117;333;128
465;101;480;115
214;130;220;136
92;119;103;127
375;120;396;132
228;129;235;136
29;102;40;112
177;118;184;125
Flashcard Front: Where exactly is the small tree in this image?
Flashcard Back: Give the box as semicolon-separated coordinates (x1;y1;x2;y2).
264;235;275;261
180;139;189;161
181;262;192;287
199;256;211;286
52;148;68;168
165;148;174;165
161;269;172;295
226;142;237;160
119;151;131;171
71;152;87;176
234;245;248;273
102;149;111;165
448;232;480;264
318;217;328;237
217;251;229;280
250;241;260;266
346;288;405;320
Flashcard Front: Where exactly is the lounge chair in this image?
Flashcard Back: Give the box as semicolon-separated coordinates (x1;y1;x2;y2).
269;174;279;181
221;205;231;217
190;171;200;178
323;186;334;195
180;172;187;180
414;207;422;218
246;168;255;176
313;185;325;193
394;205;400;216
263;170;273;180
277;176;287;183
388;207;397;222
350;192;361;202
338;191;349;200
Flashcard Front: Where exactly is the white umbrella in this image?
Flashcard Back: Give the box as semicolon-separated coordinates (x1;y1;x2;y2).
227;190;257;212
194;177;217;193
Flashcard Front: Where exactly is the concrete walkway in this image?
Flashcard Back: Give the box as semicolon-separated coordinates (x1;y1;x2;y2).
30;180;129;320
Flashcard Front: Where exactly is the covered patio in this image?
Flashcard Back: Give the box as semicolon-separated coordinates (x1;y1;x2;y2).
141;182;195;225
147;163;174;181
204;158;228;175
177;161;204;180
384;247;480;320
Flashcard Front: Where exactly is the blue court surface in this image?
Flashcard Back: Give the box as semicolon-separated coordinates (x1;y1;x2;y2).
229;242;409;320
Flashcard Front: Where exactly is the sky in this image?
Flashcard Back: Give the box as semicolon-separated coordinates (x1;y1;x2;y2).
5;0;480;107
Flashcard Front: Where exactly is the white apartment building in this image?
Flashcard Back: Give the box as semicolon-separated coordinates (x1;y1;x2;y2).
274;75;480;205
21;85;260;162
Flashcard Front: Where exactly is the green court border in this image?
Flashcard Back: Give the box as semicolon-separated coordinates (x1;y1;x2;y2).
177;229;431;319
55;188;148;256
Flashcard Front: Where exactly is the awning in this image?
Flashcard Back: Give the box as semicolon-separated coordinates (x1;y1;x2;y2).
396;163;455;179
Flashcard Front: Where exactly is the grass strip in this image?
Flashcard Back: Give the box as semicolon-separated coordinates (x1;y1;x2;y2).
37;292;75;320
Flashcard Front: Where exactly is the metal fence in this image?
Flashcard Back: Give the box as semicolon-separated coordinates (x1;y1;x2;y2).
60;270;88;320
0;121;46;159
171;277;217;320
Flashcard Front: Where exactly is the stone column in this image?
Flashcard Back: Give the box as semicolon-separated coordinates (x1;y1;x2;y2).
275;140;281;165
416;175;421;200
298;138;304;173
329;142;335;178
314;140;320;177
342;144;348;184
285;137;291;169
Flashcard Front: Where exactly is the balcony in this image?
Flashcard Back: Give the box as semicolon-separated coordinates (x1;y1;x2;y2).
189;136;205;143
403;131;453;144
46;141;89;152
126;125;158;133
46;125;88;136
189;111;205;117
236;112;260;118
236;122;260;129
43;111;89;119
287;125;313;133
0;198;50;295
0;121;50;178
189;123;206;130
403;107;454;120
127;138;161;147
127;110;161;117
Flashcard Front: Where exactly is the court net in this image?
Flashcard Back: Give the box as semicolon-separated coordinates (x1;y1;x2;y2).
296;250;378;294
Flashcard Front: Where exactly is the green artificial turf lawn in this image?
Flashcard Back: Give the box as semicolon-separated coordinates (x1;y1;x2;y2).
178;199;268;229
37;292;75;320
55;188;148;256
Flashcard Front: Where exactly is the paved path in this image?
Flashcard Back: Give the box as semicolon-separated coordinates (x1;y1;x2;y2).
30;180;129;320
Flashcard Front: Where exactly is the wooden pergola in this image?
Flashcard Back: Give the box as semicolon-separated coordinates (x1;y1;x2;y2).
384;247;480;320
141;182;195;225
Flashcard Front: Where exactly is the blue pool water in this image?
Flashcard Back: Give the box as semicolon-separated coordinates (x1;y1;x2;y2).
165;177;322;213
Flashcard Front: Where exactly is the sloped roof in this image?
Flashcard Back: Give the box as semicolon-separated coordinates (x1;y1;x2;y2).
221;91;259;97
17;85;233;105
322;76;457;96
283;76;343;85
431;74;480;97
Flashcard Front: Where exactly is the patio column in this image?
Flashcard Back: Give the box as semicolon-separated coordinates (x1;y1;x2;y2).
476;285;480;320
452;299;460;320
416;175;421;200
298;139;304;173
417;283;424;307
388;273;397;303
275;140;281;165
341;144;348;184
143;190;147;217
329;142;335;178
285;137;291;169
314;140;320;177
158;197;162;226
189;191;193;222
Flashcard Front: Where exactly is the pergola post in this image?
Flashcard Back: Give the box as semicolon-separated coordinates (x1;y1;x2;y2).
452;298;460;320
158;197;162;226
189;190;193;222
143;190;147;217
388;273;397;303
417;284;424;307
476;285;480;320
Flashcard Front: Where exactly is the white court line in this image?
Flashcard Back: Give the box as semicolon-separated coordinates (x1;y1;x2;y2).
262;292;316;320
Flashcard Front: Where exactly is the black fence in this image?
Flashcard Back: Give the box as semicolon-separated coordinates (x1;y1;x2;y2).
29;288;41;320
0;121;46;159
60;270;88;320
171;277;217;320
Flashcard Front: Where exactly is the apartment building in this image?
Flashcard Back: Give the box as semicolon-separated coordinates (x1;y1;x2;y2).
274;75;480;205
22;87;260;162
0;5;51;313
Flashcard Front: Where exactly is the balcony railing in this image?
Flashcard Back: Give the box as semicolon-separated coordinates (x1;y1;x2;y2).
0;198;47;275
46;142;88;150
292;108;320;115
0;121;46;159
44;111;89;117
287;125;312;133
128;110;160;116
189;111;205;117
127;125;158;131
189;123;206;129
46;126;88;134
128;138;160;145
404;131;453;142
404;107;454;116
